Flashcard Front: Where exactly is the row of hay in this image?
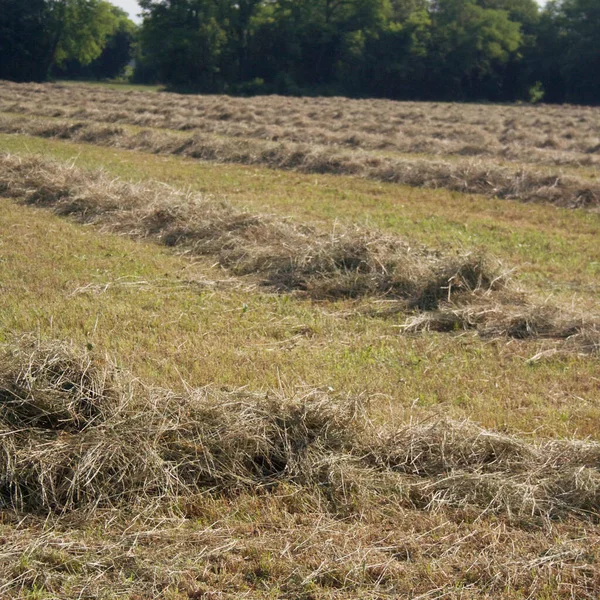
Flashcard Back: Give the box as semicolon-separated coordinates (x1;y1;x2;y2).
2;80;599;165
2;96;598;170
1;152;598;354
0;114;597;209
401;302;600;355
1;336;600;520
0;152;502;307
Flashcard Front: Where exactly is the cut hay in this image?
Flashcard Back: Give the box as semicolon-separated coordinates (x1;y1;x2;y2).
401;302;600;355
2;80;599;174
0;112;598;210
2;336;600;520
1;152;598;352
0;153;503;307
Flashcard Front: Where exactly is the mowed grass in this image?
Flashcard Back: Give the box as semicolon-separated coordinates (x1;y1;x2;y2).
6;81;599;171
0;144;598;438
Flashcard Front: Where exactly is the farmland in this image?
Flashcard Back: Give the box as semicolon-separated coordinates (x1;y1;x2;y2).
0;81;599;598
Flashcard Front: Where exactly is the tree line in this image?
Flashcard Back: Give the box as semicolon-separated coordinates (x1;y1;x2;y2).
1;0;599;105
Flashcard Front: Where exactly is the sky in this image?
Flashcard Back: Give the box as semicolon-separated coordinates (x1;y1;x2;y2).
111;0;141;23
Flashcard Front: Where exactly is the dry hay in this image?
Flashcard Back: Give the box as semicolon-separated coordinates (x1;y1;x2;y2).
401;301;600;355
2;336;600;521
0;152;503;307
1;80;599;172
0;110;598;209
2;489;598;599
1;152;598;354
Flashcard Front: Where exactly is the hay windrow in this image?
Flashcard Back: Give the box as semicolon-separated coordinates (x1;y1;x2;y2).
0;111;598;210
1;80;599;174
0;152;503;308
401;302;600;354
1;152;598;353
2;337;600;520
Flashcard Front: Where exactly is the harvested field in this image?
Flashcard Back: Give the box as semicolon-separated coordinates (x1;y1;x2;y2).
1;337;600;597
0;81;599;209
0;152;505;306
2;152;598;354
1;81;599;598
2;81;600;169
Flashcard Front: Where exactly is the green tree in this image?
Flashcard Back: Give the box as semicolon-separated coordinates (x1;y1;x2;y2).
0;0;121;82
530;0;600;104
428;0;523;98
52;0;120;67
137;0;228;89
363;8;432;98
556;0;600;104
256;0;391;88
228;0;263;82
54;6;137;80
89;7;137;79
0;0;51;81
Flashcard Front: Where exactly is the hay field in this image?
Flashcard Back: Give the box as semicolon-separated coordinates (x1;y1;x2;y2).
0;81;599;598
1;81;599;208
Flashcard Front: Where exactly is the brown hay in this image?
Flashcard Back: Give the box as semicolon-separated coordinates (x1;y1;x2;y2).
0;153;503;307
402;303;600;354
1;152;598;352
2;80;599;174
2;337;600;520
0;112;597;209
0;339;122;431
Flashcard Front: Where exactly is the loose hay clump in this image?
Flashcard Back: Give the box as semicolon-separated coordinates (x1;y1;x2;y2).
2;337;600;520
0;337;174;511
0;338;124;431
366;419;537;476
402;302;600;354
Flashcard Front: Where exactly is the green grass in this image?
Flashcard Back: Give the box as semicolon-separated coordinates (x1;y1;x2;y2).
0;132;598;439
1;191;598;438
1;114;600;599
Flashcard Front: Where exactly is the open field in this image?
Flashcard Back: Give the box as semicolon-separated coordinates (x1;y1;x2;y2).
0;82;599;598
3;82;600;169
0;81;599;209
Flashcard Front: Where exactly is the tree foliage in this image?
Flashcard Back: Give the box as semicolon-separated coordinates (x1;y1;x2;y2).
536;0;600;104
54;6;137;80
133;0;532;99
1;0;599;104
0;0;134;82
0;0;54;81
